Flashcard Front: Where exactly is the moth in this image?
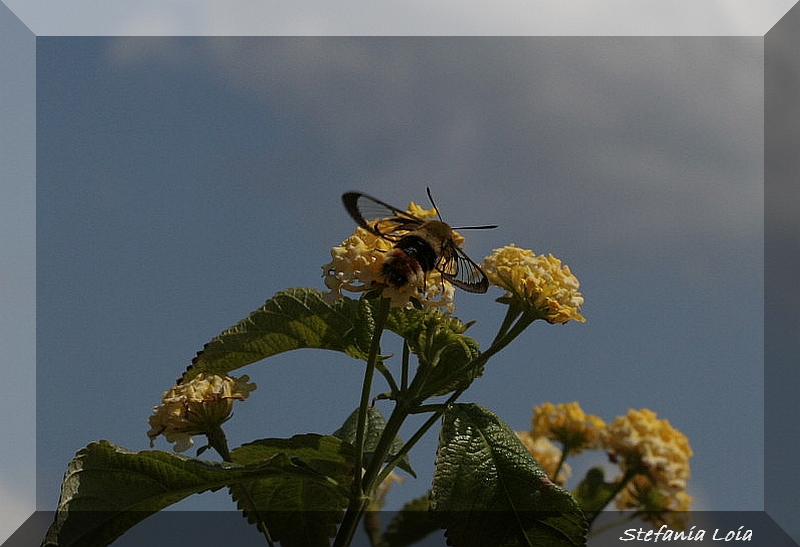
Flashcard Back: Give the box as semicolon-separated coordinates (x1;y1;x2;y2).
342;189;496;293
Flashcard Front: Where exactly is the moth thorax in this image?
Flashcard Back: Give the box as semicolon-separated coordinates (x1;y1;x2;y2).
415;221;452;250
394;234;439;272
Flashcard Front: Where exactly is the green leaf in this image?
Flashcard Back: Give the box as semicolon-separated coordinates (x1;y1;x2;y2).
181;288;374;382
385;307;482;398
332;407;416;478
181;290;482;400
228;434;355;547
377;495;442;547
41;439;318;547
430;404;587;547
572;467;618;513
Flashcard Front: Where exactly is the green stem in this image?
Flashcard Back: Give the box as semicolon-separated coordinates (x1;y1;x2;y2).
208;427;275;546
401;340;410;392
585;469;638;528
491;302;524;347
334;404;405;547
409;403;447;414
404;345;444;397
334;303;541;546
553;442;570;484
438;310;536;390
334;296;391;547
375;360;400;396
352;296;391;499
487;311;537;358
375;389;463;487
334;344;463;546
363;400;409;485
206;426;232;462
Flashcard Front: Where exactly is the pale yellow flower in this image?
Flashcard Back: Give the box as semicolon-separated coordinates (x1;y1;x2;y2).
147;374;256;452
482;244;585;324
531;402;606;454
605;408;693;491
516;431;572;486
322;202;457;312
615;474;692;529
367;470;405;511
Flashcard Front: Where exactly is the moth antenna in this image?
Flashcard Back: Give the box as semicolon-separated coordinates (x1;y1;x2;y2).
426;187;444;221
452;224;498;230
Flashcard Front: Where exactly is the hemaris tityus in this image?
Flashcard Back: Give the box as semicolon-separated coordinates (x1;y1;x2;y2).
342;189;496;293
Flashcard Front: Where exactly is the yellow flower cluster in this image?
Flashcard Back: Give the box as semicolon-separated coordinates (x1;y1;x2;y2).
516;430;572;486
322;202;457;312
147;373;256;452
605;408;693;491
482;244;585;324
531;401;606;454
520;403;692;528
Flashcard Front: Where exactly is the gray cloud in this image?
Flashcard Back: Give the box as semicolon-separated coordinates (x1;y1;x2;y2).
109;37;763;250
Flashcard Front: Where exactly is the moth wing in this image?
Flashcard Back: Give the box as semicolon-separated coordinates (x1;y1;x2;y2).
436;242;490;294
342;192;424;240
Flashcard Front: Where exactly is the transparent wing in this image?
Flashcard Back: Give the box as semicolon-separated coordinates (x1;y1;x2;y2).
436;242;490;293
342;192;424;240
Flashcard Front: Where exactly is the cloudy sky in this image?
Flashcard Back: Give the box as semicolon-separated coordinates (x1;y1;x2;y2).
1;1;796;545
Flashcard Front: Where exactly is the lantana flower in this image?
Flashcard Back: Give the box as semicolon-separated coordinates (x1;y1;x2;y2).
367;470;405;511
605;408;693;492
322;202;457;312
482;244;585;324
147;373;256;452
516;430;572;486
531;401;606;455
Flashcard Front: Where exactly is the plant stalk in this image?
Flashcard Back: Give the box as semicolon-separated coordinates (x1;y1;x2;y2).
334;296;391;547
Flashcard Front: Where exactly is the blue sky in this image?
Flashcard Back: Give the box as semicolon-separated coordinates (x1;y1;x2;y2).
0;2;796;545
37;33;763;512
